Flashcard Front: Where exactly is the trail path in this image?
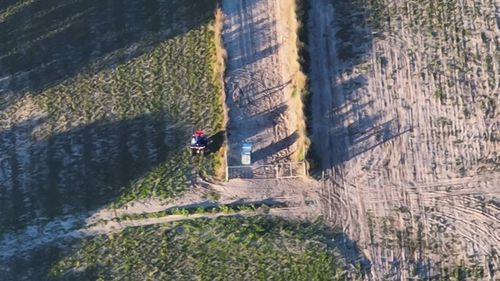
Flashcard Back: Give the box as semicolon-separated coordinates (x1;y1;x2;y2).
0;178;320;261
221;0;298;165
308;0;500;278
0;209;295;261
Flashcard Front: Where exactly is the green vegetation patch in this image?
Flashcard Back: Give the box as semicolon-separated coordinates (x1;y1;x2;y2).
49;216;352;280
0;0;224;232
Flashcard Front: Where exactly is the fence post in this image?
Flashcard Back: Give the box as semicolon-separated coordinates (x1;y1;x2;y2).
225;148;229;181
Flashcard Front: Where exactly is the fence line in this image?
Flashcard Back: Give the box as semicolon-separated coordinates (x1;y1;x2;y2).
226;162;307;180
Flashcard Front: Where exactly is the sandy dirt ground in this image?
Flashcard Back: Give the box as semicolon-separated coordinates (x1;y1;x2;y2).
308;0;500;279
221;0;301;166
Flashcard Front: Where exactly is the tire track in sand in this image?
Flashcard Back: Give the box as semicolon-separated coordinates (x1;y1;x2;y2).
221;0;298;166
308;0;500;278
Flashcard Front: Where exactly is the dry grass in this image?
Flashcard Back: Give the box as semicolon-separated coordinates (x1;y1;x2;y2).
211;7;228;180
280;0;310;162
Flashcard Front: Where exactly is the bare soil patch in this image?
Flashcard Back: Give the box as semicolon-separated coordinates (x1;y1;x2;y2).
308;0;500;279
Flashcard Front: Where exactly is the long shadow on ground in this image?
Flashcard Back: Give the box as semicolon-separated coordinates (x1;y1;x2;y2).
0;0;216;109
0;113;194;233
305;0;412;175
305;0;427;278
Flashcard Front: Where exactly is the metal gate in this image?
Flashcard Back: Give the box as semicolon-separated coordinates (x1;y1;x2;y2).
226;162;307;180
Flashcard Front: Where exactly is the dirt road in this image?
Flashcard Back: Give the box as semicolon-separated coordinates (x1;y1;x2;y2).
308;0;500;278
221;0;300;166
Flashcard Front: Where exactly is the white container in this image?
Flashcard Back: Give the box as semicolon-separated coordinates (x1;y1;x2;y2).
241;143;252;165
